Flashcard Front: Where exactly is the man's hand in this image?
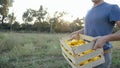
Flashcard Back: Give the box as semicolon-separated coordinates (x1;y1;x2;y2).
70;31;80;40
93;36;108;50
93;21;120;50
70;30;78;35
70;28;84;40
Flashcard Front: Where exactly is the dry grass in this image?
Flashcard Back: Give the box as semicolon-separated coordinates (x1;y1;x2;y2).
0;32;119;68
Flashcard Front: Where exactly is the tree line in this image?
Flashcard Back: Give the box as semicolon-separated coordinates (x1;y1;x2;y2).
0;0;119;33
0;0;84;33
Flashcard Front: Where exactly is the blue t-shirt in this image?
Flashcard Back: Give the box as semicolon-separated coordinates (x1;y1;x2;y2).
85;2;120;50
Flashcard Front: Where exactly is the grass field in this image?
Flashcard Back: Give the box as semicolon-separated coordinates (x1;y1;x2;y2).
0;32;119;68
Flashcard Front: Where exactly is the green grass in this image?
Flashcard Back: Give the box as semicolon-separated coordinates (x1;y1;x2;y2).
111;41;120;68
0;32;119;68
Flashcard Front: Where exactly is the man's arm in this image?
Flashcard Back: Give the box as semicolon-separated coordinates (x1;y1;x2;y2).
93;21;120;50
78;28;84;34
71;28;84;35
104;21;120;41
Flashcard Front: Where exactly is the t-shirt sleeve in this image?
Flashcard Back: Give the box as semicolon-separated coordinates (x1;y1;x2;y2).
109;5;120;22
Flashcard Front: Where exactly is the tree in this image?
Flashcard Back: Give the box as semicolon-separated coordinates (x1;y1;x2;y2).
8;0;14;7
8;12;16;31
21;23;33;31
22;5;48;24
70;17;84;32
12;21;20;31
0;0;14;24
49;18;55;33
22;5;49;32
50;11;66;33
22;9;36;23
36;5;47;23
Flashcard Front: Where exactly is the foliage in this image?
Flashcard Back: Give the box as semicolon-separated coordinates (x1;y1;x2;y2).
12;21;20;31
22;9;36;23
0;33;119;68
0;0;14;24
37;5;47;23
22;5;47;23
0;23;11;30
0;5;85;33
112;25;120;33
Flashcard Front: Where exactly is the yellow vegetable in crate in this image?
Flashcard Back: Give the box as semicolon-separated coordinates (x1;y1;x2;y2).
88;59;94;63
80;60;89;66
83;49;94;54
78;53;85;57
65;39;87;47
78;39;85;43
65;39;77;47
92;56;101;61
77;40;85;45
70;39;78;45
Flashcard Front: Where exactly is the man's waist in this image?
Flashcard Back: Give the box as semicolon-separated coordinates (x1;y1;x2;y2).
104;49;111;54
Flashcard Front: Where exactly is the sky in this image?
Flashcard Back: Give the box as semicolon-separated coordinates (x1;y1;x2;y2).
9;0;120;23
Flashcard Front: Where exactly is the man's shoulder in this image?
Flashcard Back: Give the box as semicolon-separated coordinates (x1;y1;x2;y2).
105;2;119;8
102;2;120;11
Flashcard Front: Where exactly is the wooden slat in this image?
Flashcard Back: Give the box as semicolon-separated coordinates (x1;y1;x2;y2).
61;46;76;63
80;34;94;41
60;39;74;54
73;42;95;54
62;53;77;68
76;49;104;64
91;55;105;67
61;34;94;41
76;54;104;68
78;63;93;68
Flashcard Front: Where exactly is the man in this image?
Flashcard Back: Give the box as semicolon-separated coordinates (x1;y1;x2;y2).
71;0;120;68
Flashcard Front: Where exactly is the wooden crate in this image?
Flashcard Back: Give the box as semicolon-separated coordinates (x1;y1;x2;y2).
60;34;105;68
